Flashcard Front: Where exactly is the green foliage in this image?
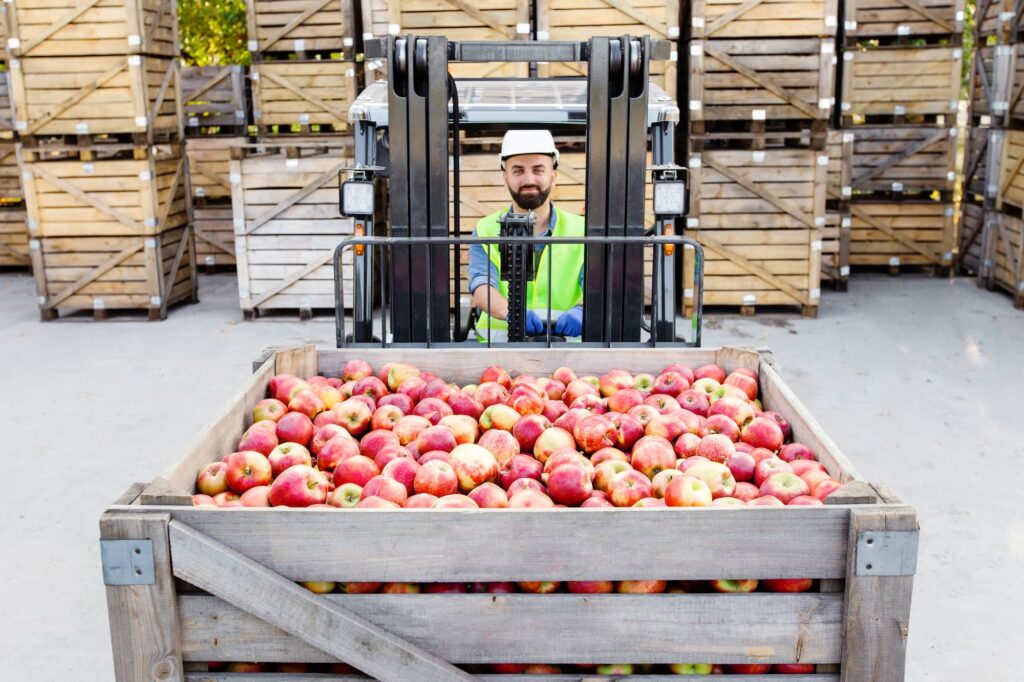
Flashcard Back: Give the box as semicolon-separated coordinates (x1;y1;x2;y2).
178;0;250;66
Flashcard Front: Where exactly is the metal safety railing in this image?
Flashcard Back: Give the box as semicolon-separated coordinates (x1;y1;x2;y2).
333;234;704;349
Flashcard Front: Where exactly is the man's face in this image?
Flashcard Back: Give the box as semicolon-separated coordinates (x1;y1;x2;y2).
504;153;557;211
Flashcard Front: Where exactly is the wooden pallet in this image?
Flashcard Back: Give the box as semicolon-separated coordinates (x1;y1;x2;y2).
688;38;835;123
251;59;357;133
685;0;837;39
844;0;964;39
957;199;986;275
849;125;957;197
181;65;247;134
0;203;30;267
19;143;189;238
849;199;954;268
247;0;355;57
685;147;826;314
975;0;1021;44
186;136;244;268
967;44;1016;128
230;140;356;317
535;0;679;99
840;46;961;122
9;54;183;140
980;209;1024;307
103;344;917;681
7;0;178;58
30;224;197;320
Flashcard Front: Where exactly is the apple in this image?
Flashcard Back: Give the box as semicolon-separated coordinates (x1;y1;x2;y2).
535;378;565;401
332;454;380;487
594;459;632;492
573;414;617;453
651;468;684;498
563;379;599;406
645;413;687;442
507;477;545;497
763;578;813;593
268;442;313;477
268;465;328;507
676;455;709;472
779;442;817;462
478;428;521;466
553;407;590;435
790;459;826;477
468;482;509;508
404;493;439;508
414;425;458;454
517;581;560;594
760;471;810;504
212;491;239;506
542;399;569;422
581;495;614;508
445;390;482;420
740;416;784;452
607;387;644;413
644;394;681;413
568;580;615;593
711;497;744;507
633;373;656;392
196;462;229;496
546;463;593;506
609;411;647;454
682;461;736;499
316;434;360;472
651;371;688;397
316;384;343;410
511;414;551;452
617;579;667;593
380;582;421;594
762;411;793;441
252;398;288;423
697;433;736;464
479;403;520;432
362;475;408;506
413;397;453;425
370;404;404;431
708;397;755;429
726;663;771;674
385;363;420;391
725;450;756;482
498;454;544;489
381;457;420;494
342;358;373;381
607;469;653;507
591;447;628;465
634;496;666;507
627;404;660;427
710;383;750;405
224;451;273;493
789;495;824;506
747;495;785;507
812;477;843;502
732;481;760;502
449;443;499;493
420;378;453;403
750;447;777;465
754;457;793;487
475;382;509;408
438;414;479;445
552;366;577;385
508;384;545;415
694;364;726;383
224;663;266;673
329;398;372;437
700;413;741;441
533;426;576;463
431;494;478;509
479;365;511;388
393;414;432;445
327;482;363;508
542;450;593;482
396;376;426;403
373;444;412;470
664;474;712;507
192;494;216;507
507;489;554;508
599;368;634;396
276;411;314;446
356;496;401;509
724;371;758;400
418;450;453;466
677;389;710;417
773;663;816;673
630;435;677;479
310;424;348;457
568;394;606;414
674;432;702;459
413;459;459;497
711;579;758;592
313;410;342;429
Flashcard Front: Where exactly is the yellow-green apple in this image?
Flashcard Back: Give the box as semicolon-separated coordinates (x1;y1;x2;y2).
404;492;439;508
645;413;687;441
386;363;420;390
382;456;419;494
518;581;561;593
196;462;229;495
674;432;702;459
725;450;756;482
433;493;479;509
709;383;750;405
276;411;314;446
644;394;681;413
192;494;215;507
607;469;653;506
269;464;329;507
812;477;843;501
252;398;288;423
568;580;614;593
573;414;617;453
727;663;770;673
546;462;593;505
763;578;813;593
711;579;758;592
316;384;343;410
362;475;408;506
747;495;785;507
506;477;545;497
327;482;363;507
568;394;607;413
607;387;644;413
700;413;741;441
697;433;736;463
380;582;421;594
479;403;520;432
477;428;520;466
499;454;544;489
479;365;511;388
468;481;509;508
779;442;816;462
628;403;660;427
552;366;577;384
691;377;720;395
762;411;792;441
652;371;689;397
664;475;712;507
414;459;459;497
732;481;760;502
789;495;824;506
760;471;810;504
591;447;628;466
224;451;273;493
393;414;431;445
599;368;634;396
301;580;336;594
508;384;545;415
542;399;568;422
617;579;667;593
512;414;551;452
508;488;554;507
342;358;373;381
533;426;576;463
268;442;312;477
754;457;792;486
595;664;633;675
652;468;684;498
594;459;632;492
678;389;710;417
449;443;499;493
634;373;656;392
631;435;677;479
669;663;713;675
212;491;239;506
563;379;599;406
582;375;600;389
357;496;401;509
315;434;360;471
773;663;815;673
414;424;458;454
371;404;403;431
333;454;380;487
740;416;784;452
310;423;348;457
413;397;452;425
711;497;744;507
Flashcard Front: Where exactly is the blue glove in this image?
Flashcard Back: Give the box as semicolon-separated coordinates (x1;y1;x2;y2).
554;305;583;337
525;309;545;335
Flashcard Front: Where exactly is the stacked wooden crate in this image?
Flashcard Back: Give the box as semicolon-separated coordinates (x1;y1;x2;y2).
960;2;1024;308
681;0;836;315
839;0;962;275
0;4;28;269
10;0;195;320
182;65;247;271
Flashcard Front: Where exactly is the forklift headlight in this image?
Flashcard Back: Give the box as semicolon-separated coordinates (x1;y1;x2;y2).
340;179;375;218
653;179;687;217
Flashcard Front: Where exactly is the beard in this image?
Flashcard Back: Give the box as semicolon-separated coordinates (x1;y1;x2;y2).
510;183;552;210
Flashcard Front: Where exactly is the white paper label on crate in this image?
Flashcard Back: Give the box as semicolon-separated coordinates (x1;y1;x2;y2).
135;115;147;128
37;296;46;306
687;218;700;228
818;98;831;110
688;156;702;169
195;186;206;197
128;34;141;47
29;239;40;251
150;296;162;306
230;172;241;184
825;15;837;27
1000;11;1016;22
944;207;954;217
810;288;821;299
346;68;355;77
363;32;375;41
988;183;999;195
294;39;305;52
946;171;956;182
299;114;310;124
343;37;354;48
76;122;89;134
889;257;901;267
842;186;852;197
128;55;142;66
892;182;904;192
752;151;765;163
93;299;105;310
845;20;857;31
821;42;834;54
516;23;530;35
897;25;910;35
894;105;906;115
684;288;694;298
669;50;678;62
841;102;851;111
7;38;19;50
689;99;702;111
840;265;850;276
956;10;964;22
811;240;823;252
9;59;19;71
843;132;854;143
286;158;299;170
204;255;216;266
248;40;258;52
752;109;766;121
537;30;550;40
188;116;200;127
668;26;680;38
842;217;851;228
139;170;152;181
953;48;963;59
943;252;952;262
743;294;757;305
692;17;705;29
143;238;156;249
817;155;829;166
388;24;401;35
144;217;156;228
27;218;38;232
239;289;249;300
814;216;826;226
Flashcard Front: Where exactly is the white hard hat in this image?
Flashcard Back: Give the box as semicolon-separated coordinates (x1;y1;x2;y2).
499;130;559;169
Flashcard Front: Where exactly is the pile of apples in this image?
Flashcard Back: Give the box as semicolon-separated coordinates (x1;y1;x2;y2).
194;359;843;511
207;661;816;675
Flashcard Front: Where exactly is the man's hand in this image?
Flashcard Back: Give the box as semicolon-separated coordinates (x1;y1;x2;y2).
554;306;583;337
525;310;545;335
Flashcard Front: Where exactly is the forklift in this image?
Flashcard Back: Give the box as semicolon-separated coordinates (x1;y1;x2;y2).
335;36;704;348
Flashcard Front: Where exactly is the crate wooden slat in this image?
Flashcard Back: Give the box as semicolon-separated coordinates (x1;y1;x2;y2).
251;59;357;132
686;0;837;39
230;141;356;316
849;200;954;267
967;45;1014;126
246;0;355;56
29;224;197;319
840;46;961;121
850;125;957;196
962;126;1002;205
0;70;15;132
689;38;835;122
0;204;30;267
7;0;178;58
826;129;851;203
0;141;23;201
981;210;1024;307
535;0;679;99
821;207;850;285
844;0;964;38
102;345;917;680
181;65;247;133
957;200;986;275
996;129;1024;211
9;54;183;139
686;147;825;312
974;0;1021;43
187;137;243;268
19;144;189;237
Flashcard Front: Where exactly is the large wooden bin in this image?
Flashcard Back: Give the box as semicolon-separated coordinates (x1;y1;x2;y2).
101;345;918;681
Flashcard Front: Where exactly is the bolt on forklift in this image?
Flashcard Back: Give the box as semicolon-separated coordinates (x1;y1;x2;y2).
335;35;704;348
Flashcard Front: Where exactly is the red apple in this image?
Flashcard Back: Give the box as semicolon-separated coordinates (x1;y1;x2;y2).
546;462;593;506
535;378;565;401
224;451;273;493
759;471;810;504
708;397;755;429
212;491;239;506
508;384;545;415
674;432;702;459
533;426;576;463
694;364;726;383
542;399;568;422
373;444;413;470
676;455;710;472
414;459;459;497
651;468;684;498
417;450;453;466
479;365;512;388
330;398;372;437
644;393;681;413
812;477;843;502
479;403;520;431
747;495;785;507
779;442;817;462
475;381;509;408
382;456;420;494
342;358;373;382
268;442;313;477
599;368;634;396
762;411;793;441
740;416;784;452
477;428;521;466
269;465;328;507
651;371;688;397
362;475;408;506
573;414;617;453
630;435;677;479
380;582;421;594
507;477;545;497
725;450;756;483
789;495;824;506
607;469;653;507
627;403;660;427
617;580;667;593
413;397;453;425
394;414;432;445
511;414;550;452
700;413;741;441
607;388;644;413
677;389;710;417
568;394;606;413
414;425;458;454
732;481;760;502
357;495;401;509
396;376;426;403
552;407;591;435
568;580;614;593
252;398;288;423
591;447;628;466
763;578;813;593
333;454;380;488
723;372;758;400
551;366;577;385
563;379;599;406
438;414;479;445
196;462;228;496
276;411;314;446
313;410;342;429
370;404;404;431
498;454;544;489
754;457;793;487
645;413;686;441
664;475;712;507
404;492;439;508
518;581;560;594
790;459;827;478
468;481;509;508
691;377;721;395
433;494;480;509
581;495;614;508
316;434;361;472
310;423;348;457
507;489;554;508
420;378;454;403
448;390;484;419
594;459;632;492
697;433;736;464
449;443;500;493
773;663;816;674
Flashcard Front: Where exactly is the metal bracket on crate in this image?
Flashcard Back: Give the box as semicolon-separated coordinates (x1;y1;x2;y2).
100;539;155;585
855;531;919;577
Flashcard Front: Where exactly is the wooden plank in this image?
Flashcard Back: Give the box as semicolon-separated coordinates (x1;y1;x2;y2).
168;520;473;681
99;512;183;682
44;239;142;308
274;344;318;377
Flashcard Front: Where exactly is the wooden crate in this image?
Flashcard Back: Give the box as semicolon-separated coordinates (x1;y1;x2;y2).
246;0;355;57
181;65;247;134
230;140;356;316
0;203;29;267
9;54;183;140
967;45;1014;127
844;0;964;39
688;38;835;123
186;137;243;269
826;129;852;203
686;0;837;39
981;210;1024;307
975;0;1021;44
29;223;197;319
996;129;1024;211
850;126;957;196
821;207;850;286
19;144;189;238
535;0;679;99
962;126;1002;205
7;0;178;58
840;46;961;122
957;199;987;275
251;59;357;133
685;147;826;313
101;344;917;681
849;199;954;268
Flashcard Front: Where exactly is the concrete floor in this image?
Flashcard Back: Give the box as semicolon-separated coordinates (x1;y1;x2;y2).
0;270;1021;681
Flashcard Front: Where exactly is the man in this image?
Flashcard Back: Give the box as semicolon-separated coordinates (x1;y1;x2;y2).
468;130;585;341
